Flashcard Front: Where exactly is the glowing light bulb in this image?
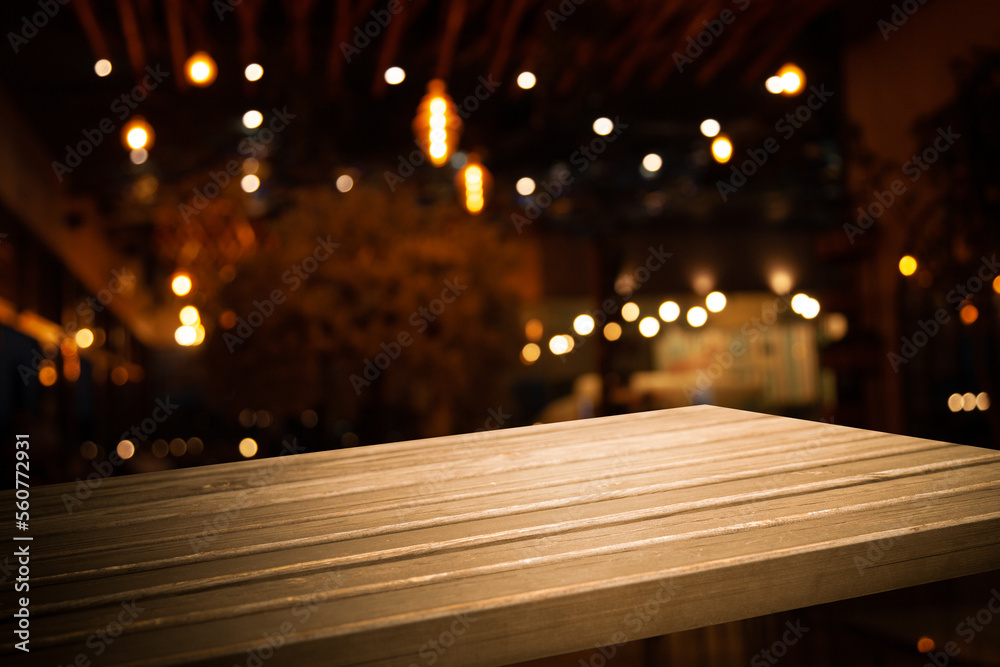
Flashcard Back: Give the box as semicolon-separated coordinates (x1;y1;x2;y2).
517;71;536;89
384;67;406;85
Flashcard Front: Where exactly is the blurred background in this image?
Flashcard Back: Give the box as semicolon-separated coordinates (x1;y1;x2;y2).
1;0;999;486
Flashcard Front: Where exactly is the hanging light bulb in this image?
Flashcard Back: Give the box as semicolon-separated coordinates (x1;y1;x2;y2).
455;154;491;214
413;79;463;167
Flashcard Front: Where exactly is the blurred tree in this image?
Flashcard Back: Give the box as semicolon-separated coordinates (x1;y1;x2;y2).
150;179;523;445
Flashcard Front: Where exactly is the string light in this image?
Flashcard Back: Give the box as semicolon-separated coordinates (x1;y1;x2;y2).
711;135;733;163
457;156;490;214
171;272;192;297
700;119;721;137
384;67;406;85
244;63;263;81
122;117;154;151
517;71;536;89
94;59;112;77
413;79;462;167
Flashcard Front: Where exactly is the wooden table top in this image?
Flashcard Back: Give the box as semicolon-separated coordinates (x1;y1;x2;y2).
3;405;1000;666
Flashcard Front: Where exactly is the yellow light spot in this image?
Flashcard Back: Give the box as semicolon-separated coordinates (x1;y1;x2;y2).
239;437;258;458
430;142;448;160
947;393;963;413
706;291;727;313
243;158;260;174
960;304;978;325
241;174;260;193
521;343;541;364
549;335;574;355
994;275;1000;293
525;319;543;342
94;59;112;77
638;317;660;337
243;110;263;129
39;365;57;386
336;175;354;193
977;392;990;411
516;177;536;195
116;440;135;460
801;298;821;320
429;97;447;114
642;153;663;172
791;293;810;314
129;148;148;164
917;637;935;653
171;273;192;297
111;366;128;385
603;322;622;341
962;392;977;412
175;325;197;346
126;127;148;150
193;323;206;345
700;119;721;137
711;135;733;163
516;71;536;89
573;315;595;336
186;52;217;86
244;63;263;81
777;63;805;95
384;66;406;85
899;255;918;276
593;117;614;136
765;76;785;94
179;306;200;325
76;328;95;348
622;302;640;322
687;306;708;327
659;301;680;322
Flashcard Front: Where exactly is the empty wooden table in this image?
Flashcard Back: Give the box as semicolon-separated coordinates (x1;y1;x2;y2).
3;405;1000;665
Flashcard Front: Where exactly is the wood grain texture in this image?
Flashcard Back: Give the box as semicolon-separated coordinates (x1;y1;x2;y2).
2;405;999;666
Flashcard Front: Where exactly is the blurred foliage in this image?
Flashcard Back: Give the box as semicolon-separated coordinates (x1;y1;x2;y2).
149;179;524;443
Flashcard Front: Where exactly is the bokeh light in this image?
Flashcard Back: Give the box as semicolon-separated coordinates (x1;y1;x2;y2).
516;177;536;195
517;71;536;89
336;175;354;192
94;59;112;77
525;318;543;342
521;343;541;365
244;63;263;81
384;67;406;85
241;174;261;193
960;304;978;325
899;255;918;276
642;153;663;172
116;440;135;460
659;301;680;322
239;437;258;458
603;322;622;341
171;273;192;297
700;119;721;137
185;51;217;86
75;328;95;348
706;291;727;313
638;317;660;337
243;110;263;129
593;117;614;136
573;314;595;336
622;302;640;322
711;135;733;163
687;306;708;327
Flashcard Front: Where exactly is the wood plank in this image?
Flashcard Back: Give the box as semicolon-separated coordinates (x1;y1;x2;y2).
2;405;998;666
